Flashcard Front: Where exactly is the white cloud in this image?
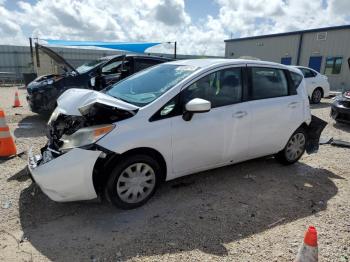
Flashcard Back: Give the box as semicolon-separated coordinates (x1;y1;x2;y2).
0;0;349;56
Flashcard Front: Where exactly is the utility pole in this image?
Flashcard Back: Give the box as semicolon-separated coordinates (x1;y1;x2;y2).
34;38;40;68
29;38;34;66
174;41;177;59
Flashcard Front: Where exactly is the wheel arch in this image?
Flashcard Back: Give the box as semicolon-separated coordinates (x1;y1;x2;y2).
92;147;167;196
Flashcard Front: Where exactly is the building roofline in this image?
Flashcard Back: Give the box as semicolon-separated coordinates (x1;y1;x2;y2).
224;24;350;42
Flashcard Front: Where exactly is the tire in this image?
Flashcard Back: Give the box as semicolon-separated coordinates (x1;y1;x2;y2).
275;128;307;165
105;154;161;209
311;88;322;104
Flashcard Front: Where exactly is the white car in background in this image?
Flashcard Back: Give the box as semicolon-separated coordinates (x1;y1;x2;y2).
293;66;330;104
28;59;327;209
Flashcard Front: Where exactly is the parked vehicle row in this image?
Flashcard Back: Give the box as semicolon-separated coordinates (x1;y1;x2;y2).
292;66;330;104
26;45;172;115
28;59;327;209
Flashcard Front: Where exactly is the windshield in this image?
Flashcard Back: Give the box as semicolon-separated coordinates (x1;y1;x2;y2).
75;59;105;74
106;64;198;106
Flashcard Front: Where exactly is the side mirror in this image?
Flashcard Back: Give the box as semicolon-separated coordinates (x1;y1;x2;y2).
183;98;211;121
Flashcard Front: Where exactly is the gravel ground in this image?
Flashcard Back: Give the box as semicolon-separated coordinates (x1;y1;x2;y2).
0;86;349;262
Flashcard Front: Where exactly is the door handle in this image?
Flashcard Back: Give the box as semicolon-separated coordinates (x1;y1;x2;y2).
288;102;299;108
233;111;247;118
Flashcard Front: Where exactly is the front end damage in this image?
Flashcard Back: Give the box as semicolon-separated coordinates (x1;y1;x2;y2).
28;89;138;202
305;115;328;154
330;91;350;124
28;147;102;201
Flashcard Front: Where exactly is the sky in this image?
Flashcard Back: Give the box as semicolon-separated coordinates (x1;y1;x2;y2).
0;0;350;56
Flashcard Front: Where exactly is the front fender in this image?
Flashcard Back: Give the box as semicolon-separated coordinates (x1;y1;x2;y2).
305;115;327;154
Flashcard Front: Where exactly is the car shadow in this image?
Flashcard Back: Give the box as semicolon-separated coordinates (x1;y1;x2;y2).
13;114;47;138
333;122;350;132
7;166;29;182
18;158;341;261
310;101;331;109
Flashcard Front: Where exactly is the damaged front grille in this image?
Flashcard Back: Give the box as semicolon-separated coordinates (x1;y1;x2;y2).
46;102;136;152
47;114;86;151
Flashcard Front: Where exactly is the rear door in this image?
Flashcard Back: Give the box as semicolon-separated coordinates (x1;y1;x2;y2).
245;65;304;159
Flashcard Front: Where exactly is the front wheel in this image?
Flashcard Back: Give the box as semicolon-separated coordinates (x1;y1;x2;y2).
275;128;307;165
105;154;161;209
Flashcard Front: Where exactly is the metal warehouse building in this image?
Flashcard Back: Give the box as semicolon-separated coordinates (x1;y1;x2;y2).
0;44;221;84
225;25;350;92
0;45;123;82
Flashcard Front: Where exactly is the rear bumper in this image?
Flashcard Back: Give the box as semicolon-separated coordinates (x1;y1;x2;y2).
28;147;101;202
305;115;327;154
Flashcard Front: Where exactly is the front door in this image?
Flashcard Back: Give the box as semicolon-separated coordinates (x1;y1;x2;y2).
98;57;132;89
171;66;249;175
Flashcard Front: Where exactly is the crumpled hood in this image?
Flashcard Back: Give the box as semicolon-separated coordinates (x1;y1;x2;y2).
57;88;139;116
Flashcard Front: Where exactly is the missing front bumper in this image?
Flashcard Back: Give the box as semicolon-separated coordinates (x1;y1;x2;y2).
28;147;102;202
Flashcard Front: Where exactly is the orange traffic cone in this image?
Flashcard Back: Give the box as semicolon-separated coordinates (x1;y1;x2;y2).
295;226;318;262
0;109;17;158
13;91;22;107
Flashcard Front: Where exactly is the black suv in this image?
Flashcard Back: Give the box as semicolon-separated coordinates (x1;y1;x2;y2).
26;45;172;115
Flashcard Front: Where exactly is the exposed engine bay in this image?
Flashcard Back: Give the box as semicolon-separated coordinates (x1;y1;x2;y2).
47;102;136;152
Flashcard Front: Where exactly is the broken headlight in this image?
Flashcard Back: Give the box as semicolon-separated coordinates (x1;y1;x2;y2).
47;107;61;125
60;124;115;150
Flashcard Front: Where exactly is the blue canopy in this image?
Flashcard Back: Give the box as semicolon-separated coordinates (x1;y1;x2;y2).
43;39;161;53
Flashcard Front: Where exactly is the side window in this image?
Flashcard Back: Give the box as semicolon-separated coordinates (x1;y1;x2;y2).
300;68;316;78
102;60;131;74
134;59;161;72
290;72;303;89
324;57;343;75
181;67;243;108
149;96;181;122
250;67;288;100
101;60;122;74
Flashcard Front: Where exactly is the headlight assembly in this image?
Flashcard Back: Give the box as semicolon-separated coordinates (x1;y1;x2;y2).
60;124;115;150
47;107;60;125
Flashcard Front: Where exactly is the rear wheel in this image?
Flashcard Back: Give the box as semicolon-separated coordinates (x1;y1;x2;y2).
275;128;307;165
105;154;161;209
311;88;322;104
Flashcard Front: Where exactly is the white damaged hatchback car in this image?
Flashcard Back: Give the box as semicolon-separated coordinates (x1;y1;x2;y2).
28;59;327;209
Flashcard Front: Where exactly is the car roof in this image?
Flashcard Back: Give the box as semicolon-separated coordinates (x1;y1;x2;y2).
166;58;294;70
293;65;317;71
99;54;173;61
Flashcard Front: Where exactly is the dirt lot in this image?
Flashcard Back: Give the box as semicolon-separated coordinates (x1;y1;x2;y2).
0;86;349;261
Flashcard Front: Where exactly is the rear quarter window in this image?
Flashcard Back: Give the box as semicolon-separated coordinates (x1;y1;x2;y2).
290;71;303;89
